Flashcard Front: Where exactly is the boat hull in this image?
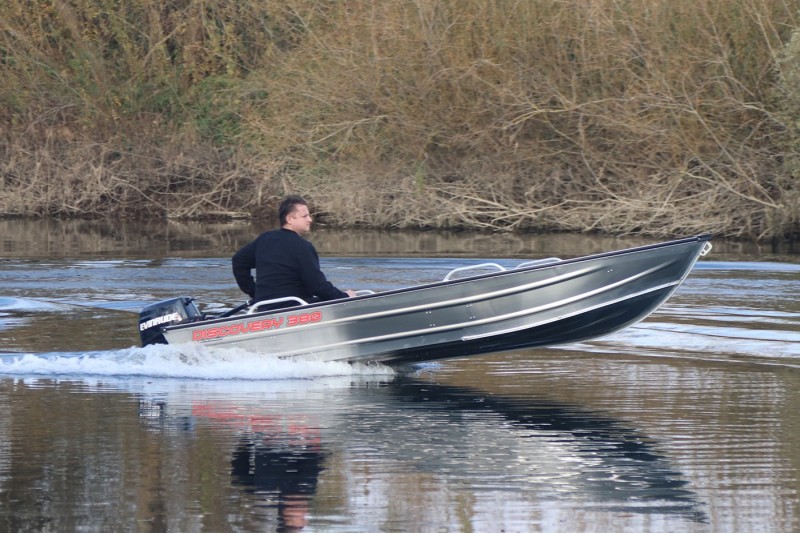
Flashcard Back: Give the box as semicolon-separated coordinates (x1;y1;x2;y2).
162;235;711;364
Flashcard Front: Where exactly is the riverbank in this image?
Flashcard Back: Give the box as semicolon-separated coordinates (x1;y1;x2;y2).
2;1;800;239
1;218;796;264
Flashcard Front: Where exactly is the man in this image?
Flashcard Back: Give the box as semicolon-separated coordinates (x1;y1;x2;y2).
232;195;355;310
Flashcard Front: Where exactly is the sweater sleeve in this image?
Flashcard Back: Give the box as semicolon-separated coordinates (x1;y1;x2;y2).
298;243;348;301
231;240;257;298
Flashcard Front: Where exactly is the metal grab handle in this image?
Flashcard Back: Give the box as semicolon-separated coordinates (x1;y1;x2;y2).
443;263;506;281
353;289;375;296
516;257;562;269
443;258;563;282
247;296;309;314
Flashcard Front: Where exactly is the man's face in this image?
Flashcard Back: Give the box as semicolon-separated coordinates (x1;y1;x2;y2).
285;204;313;234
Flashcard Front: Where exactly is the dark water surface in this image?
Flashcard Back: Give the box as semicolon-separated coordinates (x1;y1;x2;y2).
0;220;798;532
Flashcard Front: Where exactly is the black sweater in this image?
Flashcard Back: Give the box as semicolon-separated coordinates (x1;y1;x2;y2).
231;228;348;305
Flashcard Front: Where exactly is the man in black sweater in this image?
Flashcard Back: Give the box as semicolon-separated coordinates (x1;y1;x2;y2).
232;195;355;309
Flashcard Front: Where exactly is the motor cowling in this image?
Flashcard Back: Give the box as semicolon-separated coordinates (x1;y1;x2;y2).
139;297;203;346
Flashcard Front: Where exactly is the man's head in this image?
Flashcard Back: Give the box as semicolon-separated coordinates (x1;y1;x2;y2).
279;195;313;235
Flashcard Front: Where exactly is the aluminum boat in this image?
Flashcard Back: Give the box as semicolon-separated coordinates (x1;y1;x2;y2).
138;234;712;365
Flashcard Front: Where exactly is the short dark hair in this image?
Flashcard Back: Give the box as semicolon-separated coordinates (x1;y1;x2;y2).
278;195;307;225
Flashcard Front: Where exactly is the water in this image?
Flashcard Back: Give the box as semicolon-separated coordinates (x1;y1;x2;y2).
0;220;798;532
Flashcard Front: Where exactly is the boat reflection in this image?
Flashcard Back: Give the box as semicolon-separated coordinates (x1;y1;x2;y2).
139;387;330;532
136;374;707;528
378;377;707;521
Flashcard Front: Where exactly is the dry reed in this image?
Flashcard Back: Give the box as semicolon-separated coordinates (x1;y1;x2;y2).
1;0;799;239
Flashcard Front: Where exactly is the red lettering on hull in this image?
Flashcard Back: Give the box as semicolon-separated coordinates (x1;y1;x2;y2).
191;311;322;341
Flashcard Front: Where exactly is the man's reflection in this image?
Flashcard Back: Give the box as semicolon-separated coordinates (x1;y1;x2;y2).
231;436;327;533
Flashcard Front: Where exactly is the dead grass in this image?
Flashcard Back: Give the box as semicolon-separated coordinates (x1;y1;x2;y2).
1;0;799;239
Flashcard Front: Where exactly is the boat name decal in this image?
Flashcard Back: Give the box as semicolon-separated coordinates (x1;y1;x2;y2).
140;312;182;331
191;311;322;341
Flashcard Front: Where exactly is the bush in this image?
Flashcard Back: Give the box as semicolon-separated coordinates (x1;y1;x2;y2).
1;0;799;239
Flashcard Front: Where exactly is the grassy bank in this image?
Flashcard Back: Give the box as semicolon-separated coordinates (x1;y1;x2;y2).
2;0;800;239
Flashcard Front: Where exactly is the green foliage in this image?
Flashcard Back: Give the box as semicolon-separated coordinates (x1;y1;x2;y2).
191;76;242;144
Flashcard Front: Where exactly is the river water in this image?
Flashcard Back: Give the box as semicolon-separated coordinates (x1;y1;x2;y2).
0;219;798;532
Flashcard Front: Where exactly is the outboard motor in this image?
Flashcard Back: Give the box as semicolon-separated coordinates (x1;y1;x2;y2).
139;297;203;346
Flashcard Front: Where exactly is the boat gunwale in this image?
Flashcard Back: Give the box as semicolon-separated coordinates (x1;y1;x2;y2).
190;275;684;358
163;233;712;333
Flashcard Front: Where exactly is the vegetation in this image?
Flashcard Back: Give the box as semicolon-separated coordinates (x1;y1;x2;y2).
1;0;800;239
